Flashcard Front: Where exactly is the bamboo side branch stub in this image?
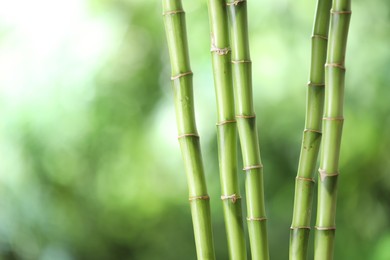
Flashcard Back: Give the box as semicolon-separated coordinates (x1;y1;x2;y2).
162;1;216;259
289;0;333;259
314;1;351;259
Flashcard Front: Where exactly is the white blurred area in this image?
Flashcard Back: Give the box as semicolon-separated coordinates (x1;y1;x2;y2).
0;0;114;104
0;0;125;176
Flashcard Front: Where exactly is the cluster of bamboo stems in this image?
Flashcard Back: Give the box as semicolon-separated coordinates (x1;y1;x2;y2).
162;0;350;259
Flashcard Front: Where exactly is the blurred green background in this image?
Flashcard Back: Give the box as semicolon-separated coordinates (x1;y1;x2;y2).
0;0;389;259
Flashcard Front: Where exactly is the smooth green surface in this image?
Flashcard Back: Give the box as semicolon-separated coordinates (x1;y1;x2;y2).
290;0;332;259
315;0;351;259
226;0;269;259
163;1;216;259
207;0;247;259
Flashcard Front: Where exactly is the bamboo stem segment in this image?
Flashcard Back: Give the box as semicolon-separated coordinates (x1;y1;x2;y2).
162;1;215;259
206;0;247;259
290;0;332;259
226;0;269;259
314;0;351;259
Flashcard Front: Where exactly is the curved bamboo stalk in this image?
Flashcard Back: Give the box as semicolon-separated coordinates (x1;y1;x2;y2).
162;1;216;259
226;0;269;259
314;1;351;259
289;0;332;259
206;0;247;259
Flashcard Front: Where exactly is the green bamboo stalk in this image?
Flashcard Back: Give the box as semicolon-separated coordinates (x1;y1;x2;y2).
225;1;269;259
314;1;351;259
206;0;247;259
289;0;332;259
162;1;215;259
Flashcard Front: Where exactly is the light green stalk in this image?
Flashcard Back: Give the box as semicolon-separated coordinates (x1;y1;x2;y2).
206;0;247;259
289;0;332;259
314;1;351;259
226;1;269;259
162;1;215;259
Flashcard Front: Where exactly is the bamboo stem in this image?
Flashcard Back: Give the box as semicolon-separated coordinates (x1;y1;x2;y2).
314;1;351;259
162;1;216;259
206;0;247;259
289;0;332;259
226;1;269;259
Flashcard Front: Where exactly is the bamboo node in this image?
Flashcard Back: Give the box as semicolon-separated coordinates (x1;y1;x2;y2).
216;119;236;126
247;216;267;221
231;60;251;64
189;195;210;201
171;71;193;80
243;164;263;171
210;34;230;56
315;226;336;230
177;133;199;139
307;81;325;87
236;114;256;119
290;226;311;230
311;34;328;41
221;194;241;203
304;128;322;134
322;117;344;121
325;63;346;70
226;0;246;6
296;176;315;183
331;9;352;15
318;169;339;182
163;9;185;16
211;46;231;56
